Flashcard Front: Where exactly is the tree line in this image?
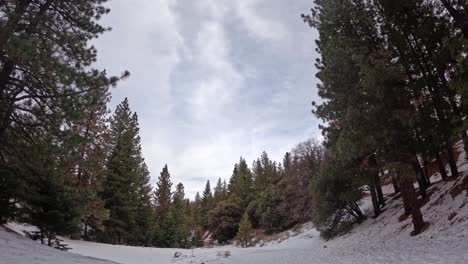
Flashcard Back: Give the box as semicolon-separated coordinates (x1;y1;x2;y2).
0;0;322;247
1;0;467;249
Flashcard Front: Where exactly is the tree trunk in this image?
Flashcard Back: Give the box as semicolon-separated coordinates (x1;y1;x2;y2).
374;172;385;207
40;231;44;244
446;143;459;178
412;160;427;198
396;164;425;235
435;152;448;180
369;154;384;207
391;170;400;194
369;176;380;218
83;223;88;239
400;186;411;216
422;159;431;185
461;131;468;161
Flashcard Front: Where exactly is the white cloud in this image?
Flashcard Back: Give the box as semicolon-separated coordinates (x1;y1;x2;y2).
189;21;243;120
235;0;289;41
96;0;320;198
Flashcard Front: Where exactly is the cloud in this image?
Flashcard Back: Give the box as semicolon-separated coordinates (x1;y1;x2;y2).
96;0;320;198
189;21;243;121
235;0;289;41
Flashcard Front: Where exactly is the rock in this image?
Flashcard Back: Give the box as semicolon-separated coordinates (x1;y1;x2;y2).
173;252;182;258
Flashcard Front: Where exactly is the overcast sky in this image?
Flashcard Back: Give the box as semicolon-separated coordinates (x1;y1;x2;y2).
94;0;320;198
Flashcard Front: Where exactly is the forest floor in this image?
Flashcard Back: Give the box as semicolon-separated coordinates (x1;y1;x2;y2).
2;144;468;264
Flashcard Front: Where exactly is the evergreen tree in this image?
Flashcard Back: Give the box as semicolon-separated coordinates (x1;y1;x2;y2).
213;177;224;203
0;0;127;232
132;161;154;246
253;152;278;193
101;98;145;244
228;157;253;207
154;164;173;217
153;164;176;247
173;183;189;247
200;180;213;229
303;0;428;234
72;87;111;240
282;152;292;174
236;212;253;247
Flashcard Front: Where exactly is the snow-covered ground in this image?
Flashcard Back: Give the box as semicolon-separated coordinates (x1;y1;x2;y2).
0;227;118;264
2;144;468;264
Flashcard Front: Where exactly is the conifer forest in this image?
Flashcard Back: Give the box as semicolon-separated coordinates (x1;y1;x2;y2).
1;1;468;263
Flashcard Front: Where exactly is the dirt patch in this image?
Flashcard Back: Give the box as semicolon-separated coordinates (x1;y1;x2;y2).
448;212;457;221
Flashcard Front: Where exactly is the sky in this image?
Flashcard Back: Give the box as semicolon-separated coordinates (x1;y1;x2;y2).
93;0;321;198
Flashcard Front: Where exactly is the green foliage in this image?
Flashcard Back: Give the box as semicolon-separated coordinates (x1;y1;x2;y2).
190;229;204;248
101;99;152;245
229;158;253;207
311;157;364;236
172;183;190;248
208;197;244;243
154;164;173;218
248;184;289;234
236;211;253;247
24;160;82;243
154;211;179;248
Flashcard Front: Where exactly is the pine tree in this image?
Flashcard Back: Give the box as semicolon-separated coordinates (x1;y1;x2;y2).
282;152;292;174
0;0;127;231
200;180;213;229
173;183;189;247
132;161;154;246
303;0;427;234
72;87;111;240
192;192;203;229
19;132;83;245
0;1;128;140
101;98;145;244
213;177;224;203
228;157;253;207
154;164;173;217
153;164;175;247
236;212;253;247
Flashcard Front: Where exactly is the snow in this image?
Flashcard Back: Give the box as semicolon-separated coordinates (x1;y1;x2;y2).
2;143;468;263
0;227;118;264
